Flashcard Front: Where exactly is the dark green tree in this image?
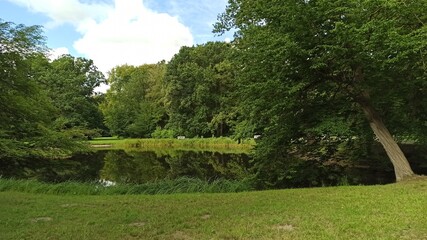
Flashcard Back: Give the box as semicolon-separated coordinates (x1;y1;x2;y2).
165;42;237;137
0;20;84;159
215;0;427;182
101;63;167;137
35;54;106;138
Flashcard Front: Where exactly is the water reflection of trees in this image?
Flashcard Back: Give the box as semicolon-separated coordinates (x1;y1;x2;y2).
100;150;252;184
100;151;169;183
0;152;104;183
4;146;426;185
207;152;252;180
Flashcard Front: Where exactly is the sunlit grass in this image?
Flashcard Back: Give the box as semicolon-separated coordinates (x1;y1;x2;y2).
1;177;426;239
89;137;255;153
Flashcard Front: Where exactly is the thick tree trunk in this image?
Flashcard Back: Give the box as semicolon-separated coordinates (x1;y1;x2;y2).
356;92;415;181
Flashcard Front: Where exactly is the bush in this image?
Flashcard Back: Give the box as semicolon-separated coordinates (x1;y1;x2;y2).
151;127;176;139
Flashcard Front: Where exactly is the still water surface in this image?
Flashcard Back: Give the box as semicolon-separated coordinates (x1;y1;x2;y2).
0;150;251;184
2;147;425;186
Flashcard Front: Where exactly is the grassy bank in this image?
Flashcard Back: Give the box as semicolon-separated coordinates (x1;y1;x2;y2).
88;137;255;153
0;177;253;195
1;177;426;239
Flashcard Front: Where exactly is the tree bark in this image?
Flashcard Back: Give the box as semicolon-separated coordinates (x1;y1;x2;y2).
356;91;415;181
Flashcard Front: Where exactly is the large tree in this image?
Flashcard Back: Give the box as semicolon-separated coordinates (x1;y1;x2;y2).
101;63;167;137
34;54;106;136
215;0;427;181
0;20;84;159
164;42;237;137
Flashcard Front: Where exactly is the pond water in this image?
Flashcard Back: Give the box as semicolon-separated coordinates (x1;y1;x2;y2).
1;146;426;186
0;150;251;184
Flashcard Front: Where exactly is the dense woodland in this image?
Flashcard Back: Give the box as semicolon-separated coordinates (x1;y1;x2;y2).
1;0;426;187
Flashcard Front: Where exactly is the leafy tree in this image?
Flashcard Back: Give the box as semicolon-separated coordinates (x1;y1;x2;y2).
1;21;48;135
34;54;106;137
0;20;85;159
165;42;237;137
215;0;427;182
101;63;167;137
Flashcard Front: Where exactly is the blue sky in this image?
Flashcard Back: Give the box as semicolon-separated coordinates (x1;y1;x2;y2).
0;0;233;73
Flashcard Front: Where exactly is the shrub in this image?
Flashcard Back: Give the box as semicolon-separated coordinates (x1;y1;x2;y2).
151;127;176;139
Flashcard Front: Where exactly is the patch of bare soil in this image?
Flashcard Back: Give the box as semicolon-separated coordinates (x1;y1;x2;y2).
61;203;79;208
171;231;193;240
60;203;96;208
273;224;295;231
128;222;146;227
90;144;113;148
399;175;427;184
31;217;52;223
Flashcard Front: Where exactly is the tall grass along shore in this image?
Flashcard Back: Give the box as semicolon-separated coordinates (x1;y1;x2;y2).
88;137;255;153
0;177;253;195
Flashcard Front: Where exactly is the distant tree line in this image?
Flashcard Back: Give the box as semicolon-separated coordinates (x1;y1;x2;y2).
101;42;239;139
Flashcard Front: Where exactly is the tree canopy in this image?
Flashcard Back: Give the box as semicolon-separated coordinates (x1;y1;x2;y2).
0;20;85;159
34;54;106;136
215;0;427;182
101;63;167;138
164;42;237;137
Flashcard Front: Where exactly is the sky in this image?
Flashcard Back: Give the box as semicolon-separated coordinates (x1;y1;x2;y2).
0;0;233;76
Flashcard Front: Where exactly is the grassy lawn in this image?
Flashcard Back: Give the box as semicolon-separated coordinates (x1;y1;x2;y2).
88;137;255;153
1;177;426;239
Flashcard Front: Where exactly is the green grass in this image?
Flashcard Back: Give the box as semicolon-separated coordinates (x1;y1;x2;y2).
1;177;426;239
0;177;254;195
88;137;255;153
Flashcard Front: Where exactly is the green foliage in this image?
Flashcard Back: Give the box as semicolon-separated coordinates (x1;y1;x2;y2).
1;21;50;134
0;20;88;159
215;0;427;184
101;63;167;137
252;138;355;189
34;54;107;134
151;127;176;139
165;42;238;137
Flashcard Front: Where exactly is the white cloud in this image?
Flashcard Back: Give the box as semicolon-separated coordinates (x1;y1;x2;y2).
94;83;110;93
7;0;110;28
48;47;70;60
8;0;194;73
156;0;230;43
74;0;193;72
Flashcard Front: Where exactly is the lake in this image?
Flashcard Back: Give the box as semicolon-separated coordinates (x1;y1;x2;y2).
0;150;251;184
1;145;426;186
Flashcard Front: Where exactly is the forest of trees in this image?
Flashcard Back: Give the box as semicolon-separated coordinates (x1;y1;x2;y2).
1;0;426;186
